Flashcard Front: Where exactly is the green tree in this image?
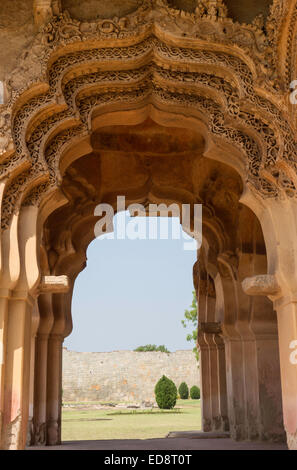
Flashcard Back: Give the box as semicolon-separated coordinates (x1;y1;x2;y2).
134;344;170;353
190;385;200;399
155;375;177;409
178;382;189;399
182;290;199;361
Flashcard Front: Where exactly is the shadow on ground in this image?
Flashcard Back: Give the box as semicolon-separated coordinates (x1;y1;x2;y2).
28;438;288;451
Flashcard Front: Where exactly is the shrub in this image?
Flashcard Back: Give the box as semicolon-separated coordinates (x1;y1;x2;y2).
156;345;170;353
190;385;200;399
178;382;189;399
134;344;170;353
155;375;177;409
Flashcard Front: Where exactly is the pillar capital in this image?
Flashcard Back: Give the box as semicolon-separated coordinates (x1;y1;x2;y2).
274;293;297;310
0;288;11;299
242;274;281;297
11;290;35;305
38;276;70;294
199;322;222;335
49;333;63;342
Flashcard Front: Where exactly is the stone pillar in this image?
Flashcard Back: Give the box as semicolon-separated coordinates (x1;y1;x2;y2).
195;260;212;432
34;334;50;444
219;252;285;441
204;282;221;430
204;273;229;432
0;212;20;449
2;294;33;449
217;259;247;440
45;286;71;445
213;333;229;431
27;300;40;446
0;293;9;447
274;297;297;449
33;294;54;445
46;333;63;445
202;324;228;432
0;206;40;449
249;293;284;441
196;257;229;433
198;330;212;431
207;331;220;429
240;194;297;449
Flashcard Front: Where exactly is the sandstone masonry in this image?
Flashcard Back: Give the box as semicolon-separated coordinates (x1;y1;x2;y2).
62;348;200;403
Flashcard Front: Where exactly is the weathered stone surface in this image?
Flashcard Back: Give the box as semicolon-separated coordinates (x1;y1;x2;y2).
62;0;142;20
224;0;272;23
62;349;199;402
0;1;35;81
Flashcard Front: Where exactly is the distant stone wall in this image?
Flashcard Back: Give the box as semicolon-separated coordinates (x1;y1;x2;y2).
62;348;200;403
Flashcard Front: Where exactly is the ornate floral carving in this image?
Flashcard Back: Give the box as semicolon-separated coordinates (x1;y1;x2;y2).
42;10;82;44
42;1;152;46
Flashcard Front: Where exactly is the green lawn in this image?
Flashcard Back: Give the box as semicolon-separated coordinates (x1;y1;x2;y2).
62;400;201;441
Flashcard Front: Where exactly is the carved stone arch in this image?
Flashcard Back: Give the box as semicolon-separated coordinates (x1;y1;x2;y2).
2;88;282;231
1;0;297;450
0;4;296;234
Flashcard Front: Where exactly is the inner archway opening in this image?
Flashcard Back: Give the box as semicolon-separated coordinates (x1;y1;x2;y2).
36;116;261;446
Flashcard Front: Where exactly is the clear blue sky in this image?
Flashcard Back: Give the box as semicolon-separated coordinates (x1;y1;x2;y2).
64;213;197;353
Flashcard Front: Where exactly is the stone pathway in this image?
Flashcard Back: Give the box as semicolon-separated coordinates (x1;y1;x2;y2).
28;438;288;451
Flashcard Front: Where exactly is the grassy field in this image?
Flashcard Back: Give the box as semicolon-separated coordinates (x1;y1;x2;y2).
62;399;201;441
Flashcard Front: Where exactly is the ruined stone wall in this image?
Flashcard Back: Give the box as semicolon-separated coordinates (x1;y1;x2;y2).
62;348;200;403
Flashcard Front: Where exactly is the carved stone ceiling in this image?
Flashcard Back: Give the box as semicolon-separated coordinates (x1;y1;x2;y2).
61;0;143;21
62;0;273;22
224;0;273;23
0;0;275;80
0;0;34;82
168;0;273;20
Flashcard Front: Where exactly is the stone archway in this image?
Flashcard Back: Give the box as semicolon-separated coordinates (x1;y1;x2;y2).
34;110;255;446
0;0;297;450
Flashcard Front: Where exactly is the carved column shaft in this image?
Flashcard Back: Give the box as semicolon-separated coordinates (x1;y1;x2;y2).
46;333;63;445
0;295;9;448
27;300;40;446
33;294;55;445
275;298;297;449
196;260;229;432
240;195;297;449
213;334;229;431
220;250;285;441
2;296;33;449
218;269;247;440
